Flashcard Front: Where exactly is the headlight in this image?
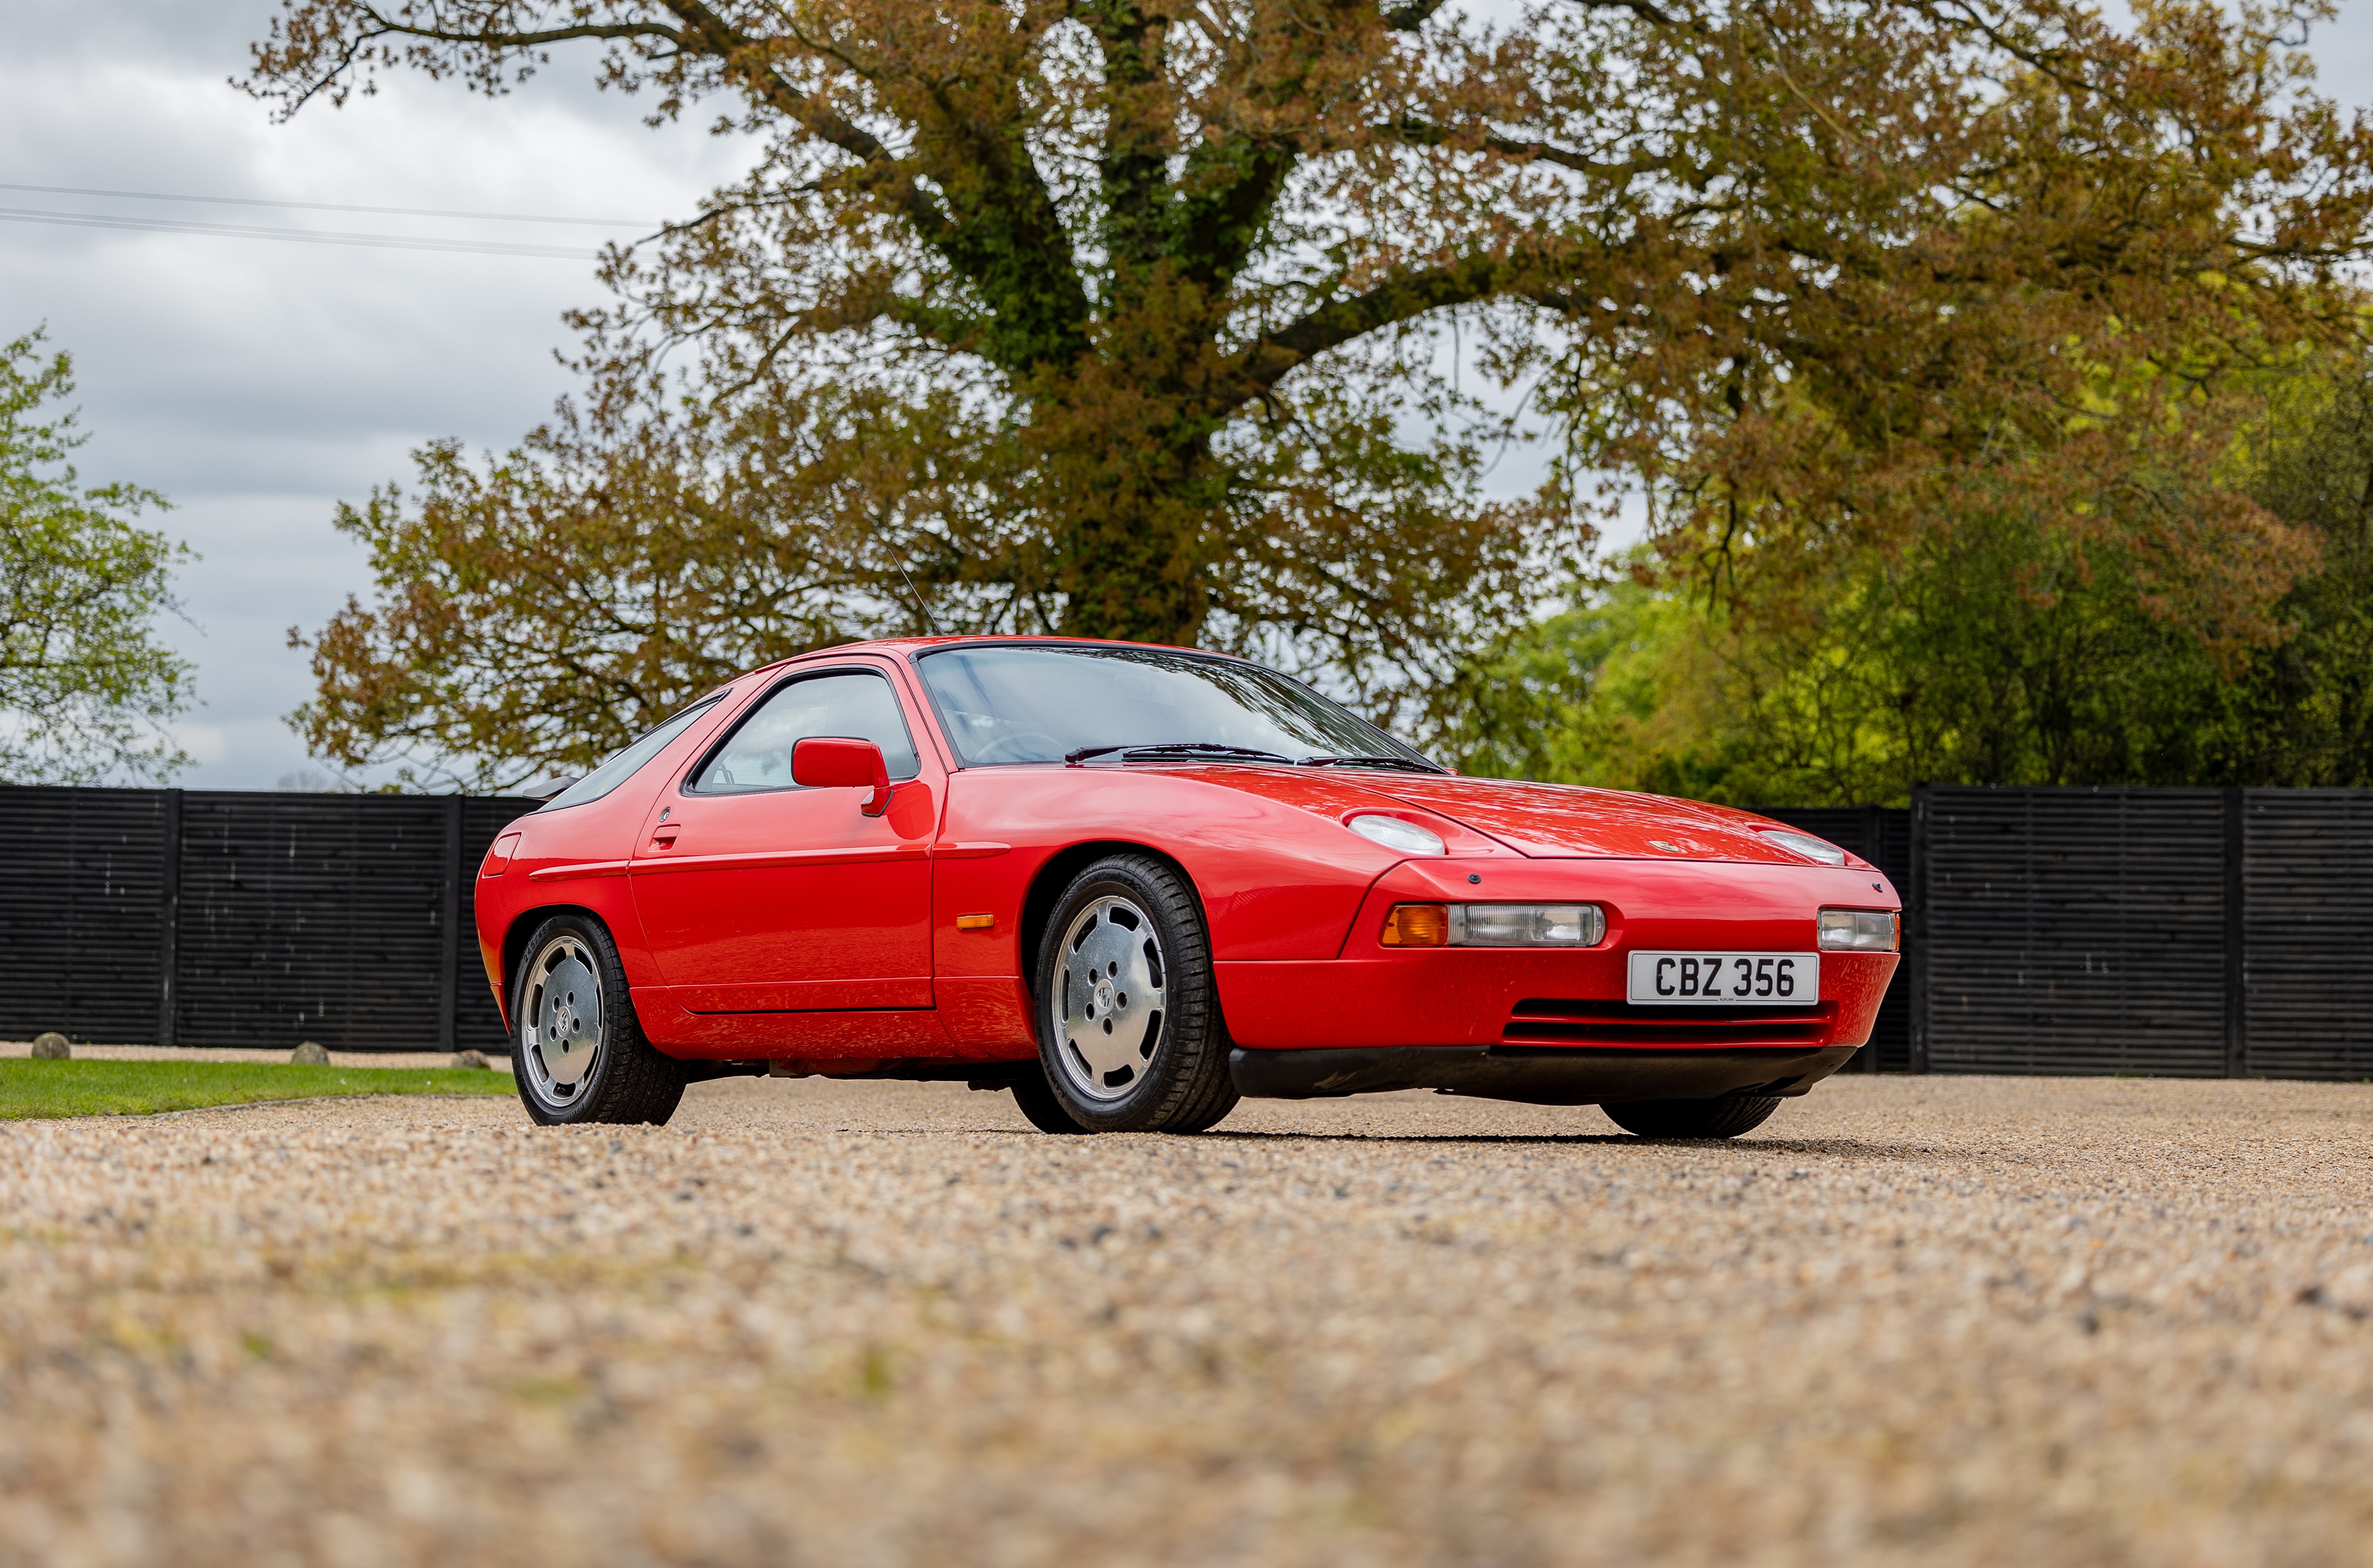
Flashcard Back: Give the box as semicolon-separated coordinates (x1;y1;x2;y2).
1347;813;1446;855
1818;908;1898;951
1455;903;1605;946
1381;902;1605;947
1760;828;1849;866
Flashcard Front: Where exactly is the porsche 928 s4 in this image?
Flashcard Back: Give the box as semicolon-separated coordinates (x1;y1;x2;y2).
473;638;1900;1137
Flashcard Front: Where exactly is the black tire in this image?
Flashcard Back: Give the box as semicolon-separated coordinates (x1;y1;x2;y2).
1602;1095;1782;1140
511;912;685;1126
1033;854;1240;1134
1007;1068;1086;1134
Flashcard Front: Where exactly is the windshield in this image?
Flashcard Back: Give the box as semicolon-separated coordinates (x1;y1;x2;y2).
537;696;723;812
914;644;1436;769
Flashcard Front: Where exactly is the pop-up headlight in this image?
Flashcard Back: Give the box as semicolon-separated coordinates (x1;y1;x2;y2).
1760;828;1849;866
1347;814;1447;855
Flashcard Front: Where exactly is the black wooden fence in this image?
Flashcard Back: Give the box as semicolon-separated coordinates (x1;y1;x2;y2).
0;786;534;1054
1764;787;2373;1080
5;783;2371;1077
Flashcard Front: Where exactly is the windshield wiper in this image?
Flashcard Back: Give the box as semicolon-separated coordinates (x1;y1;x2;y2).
1297;753;1452;774
1065;742;1294;766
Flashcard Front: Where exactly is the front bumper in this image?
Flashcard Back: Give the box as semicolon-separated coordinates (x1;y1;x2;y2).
1230;1043;1860;1106
1213;855;1900;1055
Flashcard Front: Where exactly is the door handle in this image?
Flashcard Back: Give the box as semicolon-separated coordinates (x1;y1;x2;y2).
649;825;680;847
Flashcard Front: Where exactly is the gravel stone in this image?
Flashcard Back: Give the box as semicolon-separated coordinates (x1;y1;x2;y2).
1;1074;2368;1566
289;1041;331;1065
28;1032;69;1059
451;1049;494;1070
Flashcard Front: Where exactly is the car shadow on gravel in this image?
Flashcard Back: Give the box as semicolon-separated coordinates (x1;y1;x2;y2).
1211;1131;1952;1160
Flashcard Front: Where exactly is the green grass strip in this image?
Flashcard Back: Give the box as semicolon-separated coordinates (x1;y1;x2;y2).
0;1058;516;1120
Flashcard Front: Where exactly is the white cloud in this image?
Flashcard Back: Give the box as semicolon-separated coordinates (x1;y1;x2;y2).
0;1;752;788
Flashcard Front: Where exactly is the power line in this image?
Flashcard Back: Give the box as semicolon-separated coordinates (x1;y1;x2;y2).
0;180;657;228
0;206;600;260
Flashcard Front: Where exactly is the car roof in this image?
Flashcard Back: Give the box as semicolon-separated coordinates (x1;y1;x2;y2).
743;633;1246;682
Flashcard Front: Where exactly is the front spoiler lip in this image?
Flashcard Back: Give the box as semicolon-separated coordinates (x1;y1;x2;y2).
1228;1044;1859;1107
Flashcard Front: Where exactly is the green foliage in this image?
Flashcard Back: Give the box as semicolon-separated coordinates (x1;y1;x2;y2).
2212;366;2373;784
0;329;193;783
1439;577;1745;793
1453;361;2373;800
0;1058;514;1120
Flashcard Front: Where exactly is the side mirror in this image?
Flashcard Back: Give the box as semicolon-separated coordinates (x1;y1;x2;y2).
792;736;892;816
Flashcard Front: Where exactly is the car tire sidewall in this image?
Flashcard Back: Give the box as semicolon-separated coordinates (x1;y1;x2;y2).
1033;858;1218;1134
1008;1068;1086;1134
511;913;681;1126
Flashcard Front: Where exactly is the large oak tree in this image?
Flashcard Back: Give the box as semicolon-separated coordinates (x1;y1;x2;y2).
249;0;2373;787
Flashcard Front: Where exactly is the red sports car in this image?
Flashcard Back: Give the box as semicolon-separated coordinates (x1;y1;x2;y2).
473;638;1900;1137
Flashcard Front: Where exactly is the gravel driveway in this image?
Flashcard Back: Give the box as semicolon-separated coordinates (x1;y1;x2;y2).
2;1074;2369;1567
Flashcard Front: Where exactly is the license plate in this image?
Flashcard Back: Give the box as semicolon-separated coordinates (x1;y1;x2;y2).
1626;951;1818;1006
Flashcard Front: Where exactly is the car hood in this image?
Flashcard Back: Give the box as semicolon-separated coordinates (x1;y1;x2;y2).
1365;776;1829;861
1147;765;1843;864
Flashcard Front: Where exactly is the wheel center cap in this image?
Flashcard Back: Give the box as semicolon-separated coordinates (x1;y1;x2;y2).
1095;980;1116;1013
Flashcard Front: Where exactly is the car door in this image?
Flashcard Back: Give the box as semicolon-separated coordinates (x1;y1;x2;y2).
629;663;939;1012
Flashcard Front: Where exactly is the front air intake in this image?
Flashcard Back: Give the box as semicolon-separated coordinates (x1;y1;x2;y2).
1502;998;1835;1048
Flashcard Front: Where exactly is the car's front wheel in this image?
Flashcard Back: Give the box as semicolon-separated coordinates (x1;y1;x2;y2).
1033;854;1238;1134
512;913;685;1126
1602;1095;1782;1139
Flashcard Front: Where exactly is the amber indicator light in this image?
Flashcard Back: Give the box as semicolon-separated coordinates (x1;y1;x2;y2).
955;912;995;931
1380;904;1450;947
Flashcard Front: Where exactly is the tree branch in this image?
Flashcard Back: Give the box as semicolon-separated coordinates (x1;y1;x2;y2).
1237;252;1515;392
1378;115;1689;181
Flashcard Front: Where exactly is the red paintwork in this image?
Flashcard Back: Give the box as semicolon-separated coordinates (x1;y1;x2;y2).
473;637;1903;1077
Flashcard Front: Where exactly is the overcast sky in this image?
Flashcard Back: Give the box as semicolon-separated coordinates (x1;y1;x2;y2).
3;3;2369;791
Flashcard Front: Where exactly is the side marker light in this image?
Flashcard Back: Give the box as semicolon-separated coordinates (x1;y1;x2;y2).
955;913;995;931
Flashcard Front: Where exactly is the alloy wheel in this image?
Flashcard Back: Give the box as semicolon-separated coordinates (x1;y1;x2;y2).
1051;894;1167;1101
519;932;604;1110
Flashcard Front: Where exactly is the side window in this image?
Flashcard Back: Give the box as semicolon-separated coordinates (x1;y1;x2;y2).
537;696;724;813
689;671;921;794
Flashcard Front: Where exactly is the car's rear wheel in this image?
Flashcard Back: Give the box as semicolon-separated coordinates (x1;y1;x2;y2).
513;913;685;1126
1602;1095;1782;1139
1034;854;1239;1134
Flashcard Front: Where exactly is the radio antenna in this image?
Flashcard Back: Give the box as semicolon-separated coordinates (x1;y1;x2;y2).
892;553;942;636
